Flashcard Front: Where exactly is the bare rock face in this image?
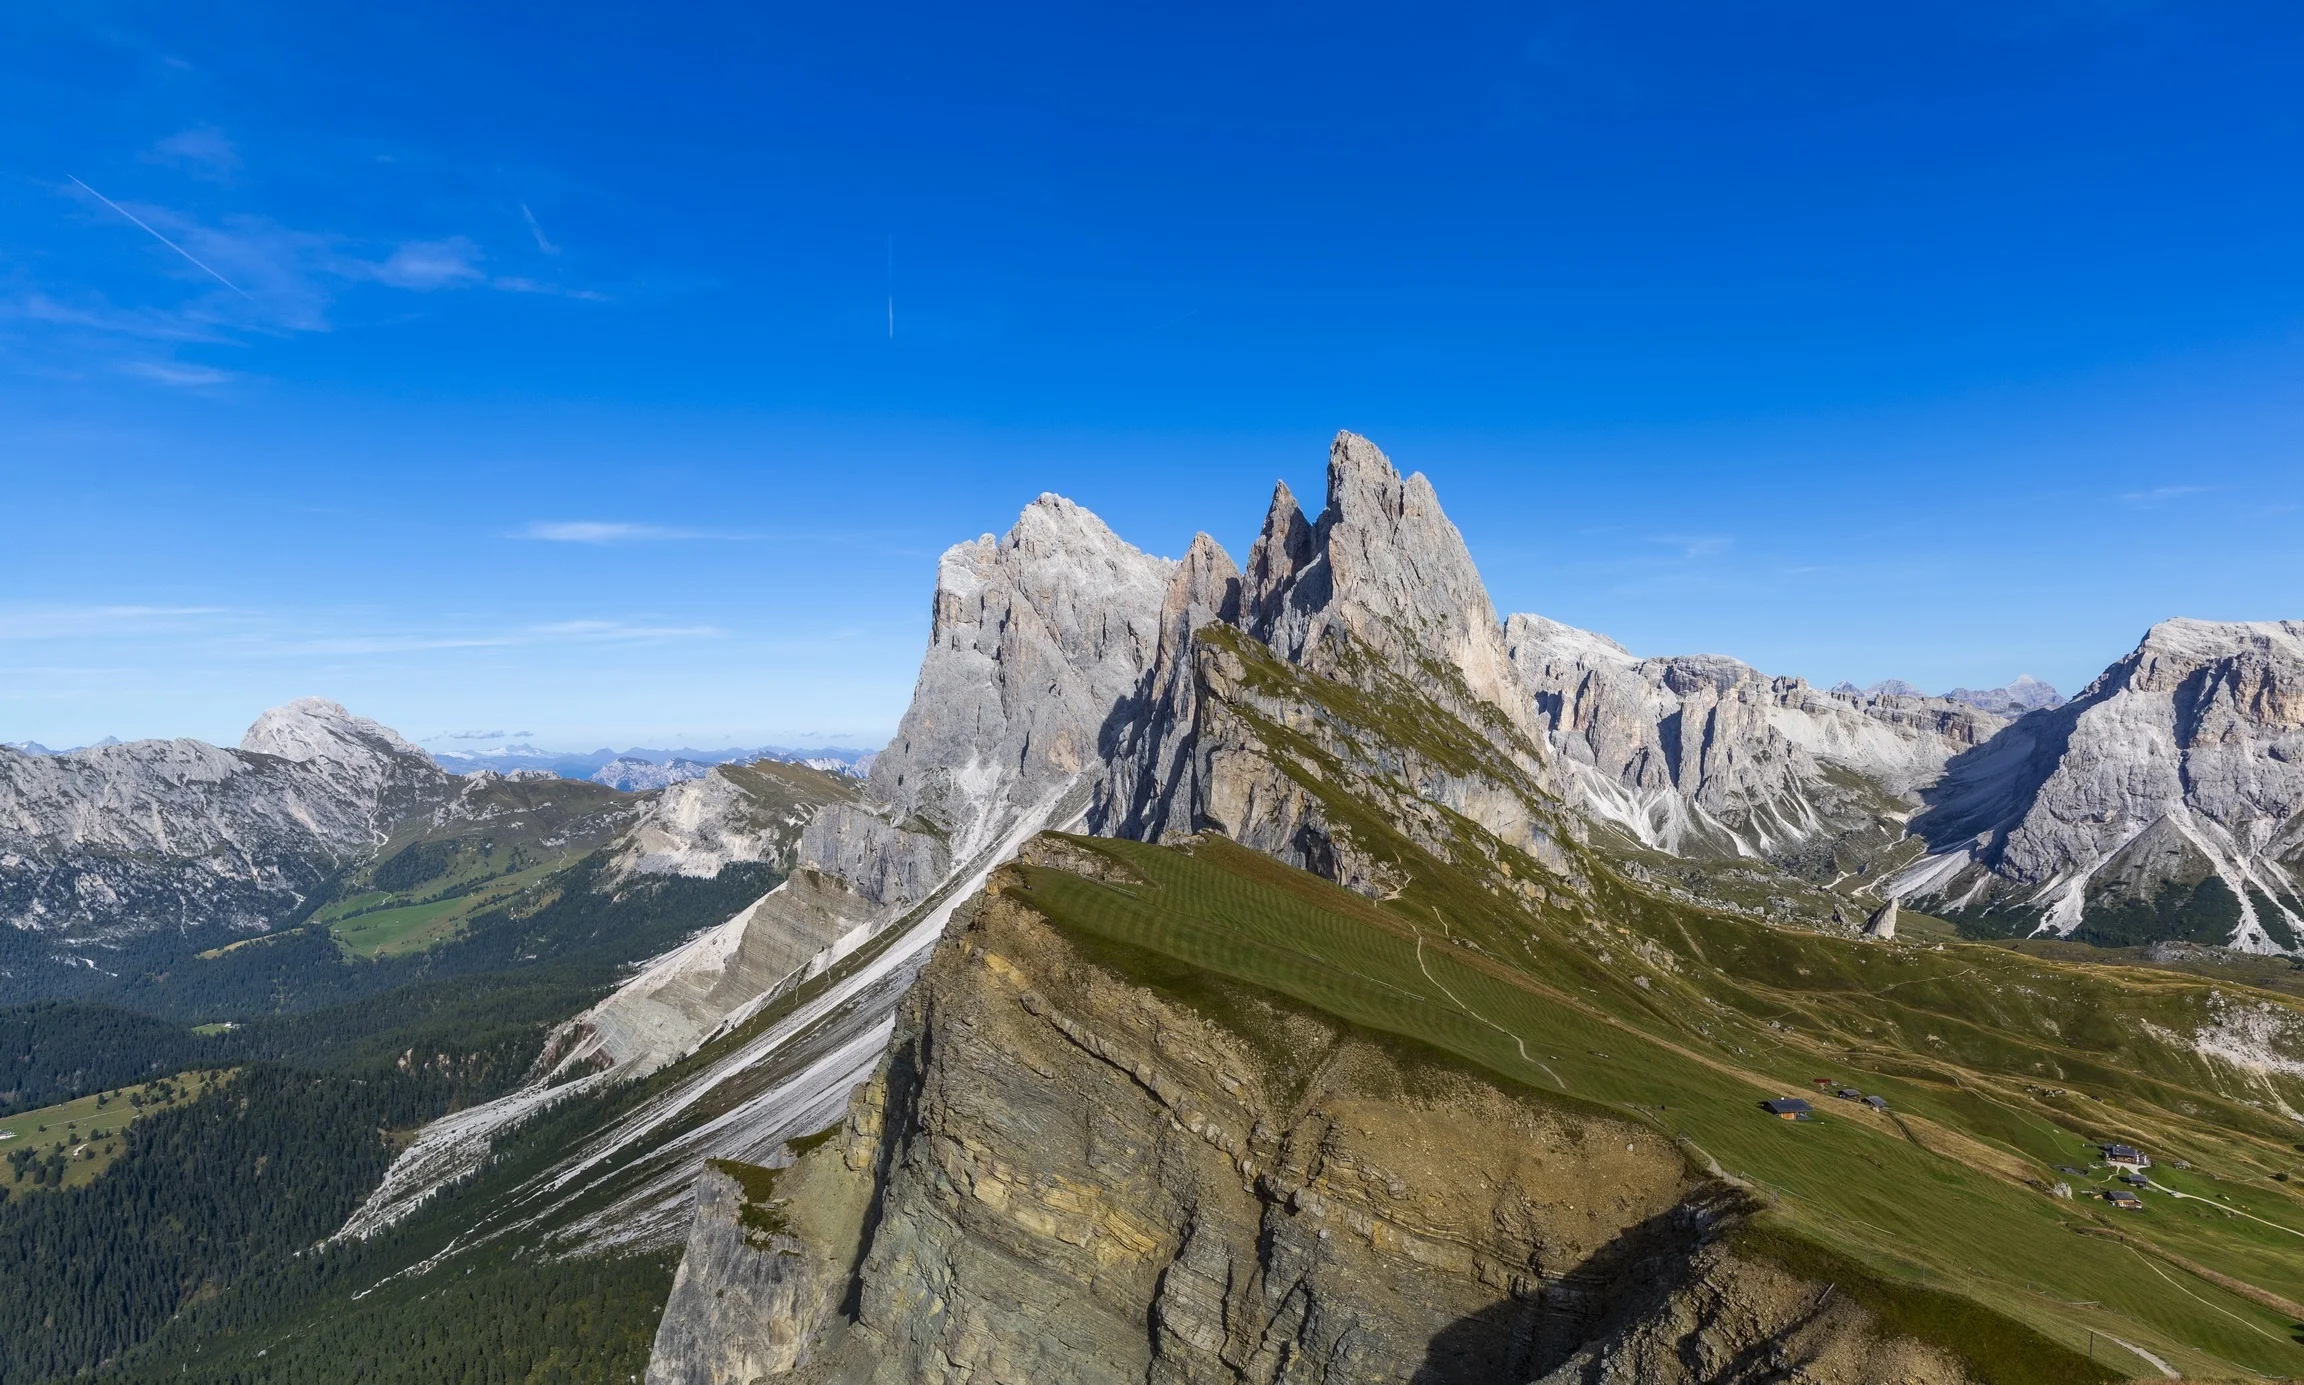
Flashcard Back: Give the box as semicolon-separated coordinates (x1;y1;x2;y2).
1505;615;2005;862
1100;532;1242;841
1245;432;1535;741
610;760;863;882
648;1157;874;1385
556;495;1178;1079
1534;1242;1971;1385
1100;434;1557;886
0;698;447;996
1899;619;2304;949
648;855;1969;1385
821;493;1177;905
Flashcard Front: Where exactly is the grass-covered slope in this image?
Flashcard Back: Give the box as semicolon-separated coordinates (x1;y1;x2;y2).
0;1070;217;1196
306;771;636;958
1016;832;2304;1380
1091;622;2304;1380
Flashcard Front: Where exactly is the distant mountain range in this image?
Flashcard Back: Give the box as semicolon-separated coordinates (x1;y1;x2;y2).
419;740;876;783
4;735;879;783
0;701;868;1003
1824;673;2066;715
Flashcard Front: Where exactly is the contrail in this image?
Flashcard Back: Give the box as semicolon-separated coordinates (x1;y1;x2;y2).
67;175;255;301
520;201;558;254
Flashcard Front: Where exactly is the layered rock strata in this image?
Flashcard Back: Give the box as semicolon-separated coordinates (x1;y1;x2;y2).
646;844;1970;1385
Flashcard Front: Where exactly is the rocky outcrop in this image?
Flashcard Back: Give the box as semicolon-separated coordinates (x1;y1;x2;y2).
0;698;448;995
649;1153;875;1384
1533;1242;1970;1385
1505;616;2005;864
1100;433;1558;888
646;845;1971;1385
610;761;862;881
1897;618;2304;949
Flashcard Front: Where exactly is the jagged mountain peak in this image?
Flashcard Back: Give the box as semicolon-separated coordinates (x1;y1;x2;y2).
240;696;426;765
1245;430;1531;734
1167;532;1243;629
1241;478;1315;636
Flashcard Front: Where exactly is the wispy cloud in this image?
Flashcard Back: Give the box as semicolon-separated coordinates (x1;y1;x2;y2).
2118;484;2206;510
294;619;721;654
33;181;605;386
68;176;254;301
15;292;227;343
147;126;239;180
365;237;484;291
513;520;724;543
1651;533;1733;559
491;276;608;301
119;359;236;388
0;605;232;639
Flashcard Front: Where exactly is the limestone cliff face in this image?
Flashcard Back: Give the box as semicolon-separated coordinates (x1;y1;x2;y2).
1099;433;1558;893
1898;618;2304;947
649;1156;875;1384
1101;533;1242;842
1244;432;1535;743
645;842;1971;1385
1504;615;2003;863
555;495;1178;1080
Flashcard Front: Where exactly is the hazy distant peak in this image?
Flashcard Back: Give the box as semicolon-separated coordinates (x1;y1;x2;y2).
1942;675;2064;715
1863;679;1926;699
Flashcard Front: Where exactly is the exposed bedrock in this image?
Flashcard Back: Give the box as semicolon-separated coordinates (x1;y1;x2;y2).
646;844;1971;1385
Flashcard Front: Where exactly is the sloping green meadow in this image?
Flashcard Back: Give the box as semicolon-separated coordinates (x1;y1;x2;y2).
1015;834;2304;1381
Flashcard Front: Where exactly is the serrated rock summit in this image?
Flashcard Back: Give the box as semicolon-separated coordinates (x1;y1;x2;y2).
1245;431;1535;738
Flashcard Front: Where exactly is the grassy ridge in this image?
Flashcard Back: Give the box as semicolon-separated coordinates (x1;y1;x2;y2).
1015;834;2304;1380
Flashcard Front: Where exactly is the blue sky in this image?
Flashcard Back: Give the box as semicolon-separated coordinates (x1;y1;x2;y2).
4;2;2302;748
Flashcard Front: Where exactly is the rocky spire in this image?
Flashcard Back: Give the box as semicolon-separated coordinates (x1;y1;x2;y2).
1243;431;1534;737
1099;531;1242;839
1240;479;1317;639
